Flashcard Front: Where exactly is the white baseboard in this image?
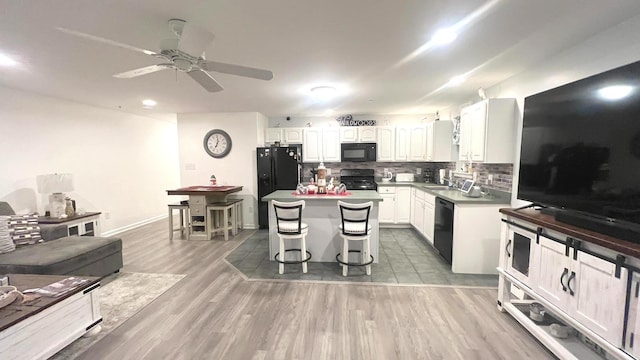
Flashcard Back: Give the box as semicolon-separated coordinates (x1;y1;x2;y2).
101;215;258;237
101;214;166;237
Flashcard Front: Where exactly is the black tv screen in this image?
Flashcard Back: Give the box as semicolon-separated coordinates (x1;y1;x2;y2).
518;60;640;228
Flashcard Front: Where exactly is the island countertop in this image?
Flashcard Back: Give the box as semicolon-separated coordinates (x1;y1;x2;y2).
262;190;383;202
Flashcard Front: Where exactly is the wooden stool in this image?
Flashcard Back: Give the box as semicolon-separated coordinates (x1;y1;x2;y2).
206;199;242;241
168;204;190;240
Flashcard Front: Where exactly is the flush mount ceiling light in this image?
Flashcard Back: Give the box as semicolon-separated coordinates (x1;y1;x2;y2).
598;85;633;100
431;28;458;46
310;86;337;100
0;53;18;66
142;99;157;108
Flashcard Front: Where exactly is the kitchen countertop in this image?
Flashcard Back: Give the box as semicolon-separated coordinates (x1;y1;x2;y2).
376;181;511;205
262;190;383;202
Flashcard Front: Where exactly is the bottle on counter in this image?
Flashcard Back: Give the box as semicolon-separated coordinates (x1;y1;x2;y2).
317;162;327;194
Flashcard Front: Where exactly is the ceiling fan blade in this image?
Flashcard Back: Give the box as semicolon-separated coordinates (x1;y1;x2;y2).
177;23;214;57
201;60;274;80
187;70;224;92
57;27;158;56
113;64;170;78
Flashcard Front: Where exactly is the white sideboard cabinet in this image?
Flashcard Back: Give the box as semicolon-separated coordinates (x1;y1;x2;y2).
498;208;639;360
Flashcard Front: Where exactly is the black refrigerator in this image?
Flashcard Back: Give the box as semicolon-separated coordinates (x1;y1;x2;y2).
257;145;302;228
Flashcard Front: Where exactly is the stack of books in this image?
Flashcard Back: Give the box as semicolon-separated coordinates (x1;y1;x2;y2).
8;214;42;246
0;216;15;253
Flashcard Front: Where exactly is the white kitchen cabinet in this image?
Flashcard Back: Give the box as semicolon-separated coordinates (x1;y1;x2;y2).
395;187;411;223
339;127;358;143
410;188;416;226
322;128;341;162
408;125;427;161
423;193;435;244
377;127;395;161
359;127;377;142
379;193;395;223
379;186;410;225
413;197;425;234
458;98;516;163
303;128;322;163
340;127;377;143
265;128;283;144
426;121;456;161
283;128;303;144
395;127;409;161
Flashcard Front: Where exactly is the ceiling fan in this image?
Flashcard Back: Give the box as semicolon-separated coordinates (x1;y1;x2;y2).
57;19;274;92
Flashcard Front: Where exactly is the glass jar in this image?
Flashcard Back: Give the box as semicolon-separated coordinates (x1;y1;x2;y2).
65;198;75;217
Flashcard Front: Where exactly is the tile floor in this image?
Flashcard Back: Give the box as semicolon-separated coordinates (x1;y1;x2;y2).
226;228;498;287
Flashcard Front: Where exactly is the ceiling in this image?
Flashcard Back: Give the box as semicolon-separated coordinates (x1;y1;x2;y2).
2;0;640;119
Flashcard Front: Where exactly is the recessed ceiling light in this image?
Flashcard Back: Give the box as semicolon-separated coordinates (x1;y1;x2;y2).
142;99;157;107
431;28;458;46
0;53;18;67
598;85;633;100
447;75;466;86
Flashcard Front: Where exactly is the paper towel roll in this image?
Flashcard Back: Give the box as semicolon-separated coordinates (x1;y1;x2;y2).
439;169;446;184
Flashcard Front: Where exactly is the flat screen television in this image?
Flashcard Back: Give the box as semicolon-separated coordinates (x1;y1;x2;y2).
518;59;640;241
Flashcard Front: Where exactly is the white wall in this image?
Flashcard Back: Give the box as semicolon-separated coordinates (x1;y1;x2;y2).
176;112;267;228
0;86;180;233
479;14;640;205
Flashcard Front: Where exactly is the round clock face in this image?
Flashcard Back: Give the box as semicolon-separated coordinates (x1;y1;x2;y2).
203;129;232;158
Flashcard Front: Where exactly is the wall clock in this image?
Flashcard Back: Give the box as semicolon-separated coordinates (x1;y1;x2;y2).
203;129;232;158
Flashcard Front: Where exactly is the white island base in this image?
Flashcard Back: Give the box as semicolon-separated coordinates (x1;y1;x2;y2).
262;191;383;263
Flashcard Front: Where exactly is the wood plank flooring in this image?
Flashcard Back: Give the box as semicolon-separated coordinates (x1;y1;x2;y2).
76;219;553;360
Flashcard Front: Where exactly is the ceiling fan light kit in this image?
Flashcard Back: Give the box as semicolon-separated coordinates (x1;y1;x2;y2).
58;19;273;92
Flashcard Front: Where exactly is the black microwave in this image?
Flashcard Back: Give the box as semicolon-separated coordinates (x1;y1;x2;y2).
341;143;377;162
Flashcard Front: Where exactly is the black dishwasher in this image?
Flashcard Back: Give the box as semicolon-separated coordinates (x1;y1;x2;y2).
434;197;454;264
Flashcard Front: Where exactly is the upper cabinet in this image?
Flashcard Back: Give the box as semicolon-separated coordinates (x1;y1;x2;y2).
265;128;283;144
426;120;456;162
322;128;341;162
377;127;395;162
396;126;427;162
340;127;377;143
283;128;303;144
265;128;303;145
302;128;340;163
303;128;322;163
458;98;516;163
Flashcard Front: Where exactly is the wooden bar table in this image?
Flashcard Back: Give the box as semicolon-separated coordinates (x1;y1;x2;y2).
167;185;242;240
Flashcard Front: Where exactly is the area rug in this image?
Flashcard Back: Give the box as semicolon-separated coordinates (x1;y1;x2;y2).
51;272;186;360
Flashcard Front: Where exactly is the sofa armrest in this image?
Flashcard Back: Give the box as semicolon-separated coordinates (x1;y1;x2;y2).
40;224;68;241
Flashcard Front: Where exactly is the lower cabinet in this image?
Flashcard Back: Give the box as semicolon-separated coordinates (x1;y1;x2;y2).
379;186;411;225
499;212;634;359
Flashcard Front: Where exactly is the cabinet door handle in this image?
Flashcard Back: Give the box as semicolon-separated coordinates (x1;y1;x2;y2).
560;268;569;291
505;239;512;258
568;271;576;296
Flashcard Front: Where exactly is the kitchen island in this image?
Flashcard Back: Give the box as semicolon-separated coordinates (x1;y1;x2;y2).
262;190;383;263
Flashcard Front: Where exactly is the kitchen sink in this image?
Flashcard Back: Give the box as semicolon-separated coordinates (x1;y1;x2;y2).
422;185;449;190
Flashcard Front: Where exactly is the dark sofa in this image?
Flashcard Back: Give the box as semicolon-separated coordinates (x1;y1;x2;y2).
0;201;123;277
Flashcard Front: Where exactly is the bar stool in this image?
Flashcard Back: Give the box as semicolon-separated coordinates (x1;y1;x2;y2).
234;199;243;232
168;203;190;240
336;201;374;276
273;200;311;274
206;199;241;241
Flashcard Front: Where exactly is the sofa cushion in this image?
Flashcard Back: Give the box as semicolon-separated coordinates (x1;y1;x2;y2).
0;236;122;275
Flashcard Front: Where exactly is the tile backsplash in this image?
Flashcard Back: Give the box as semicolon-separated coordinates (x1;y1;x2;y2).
302;161;514;192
